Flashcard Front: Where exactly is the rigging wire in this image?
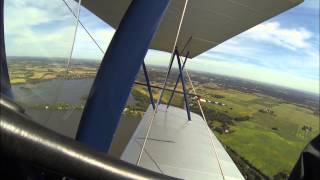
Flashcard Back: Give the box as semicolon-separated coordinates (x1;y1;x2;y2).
62;2;226;178
50;0;112;131
62;0;105;54
185;69;225;180
65;0;82;76
136;0;190;166
44;0;82;126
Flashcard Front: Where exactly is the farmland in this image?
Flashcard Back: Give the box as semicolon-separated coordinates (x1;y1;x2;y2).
134;68;319;179
131;82;319;178
8;58;98;85
7;58;319;179
192;88;318;177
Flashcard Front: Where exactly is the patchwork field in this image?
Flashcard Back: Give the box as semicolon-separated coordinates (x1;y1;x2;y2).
194;87;319;178
8;59;98;85
7;59;319;179
131;83;319;178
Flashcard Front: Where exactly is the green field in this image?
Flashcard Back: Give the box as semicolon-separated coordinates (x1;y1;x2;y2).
8;59;319;179
132;85;319;178
196;87;319;178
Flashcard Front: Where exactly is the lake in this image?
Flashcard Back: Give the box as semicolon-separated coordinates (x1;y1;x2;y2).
11;78;140;157
12;78;136;105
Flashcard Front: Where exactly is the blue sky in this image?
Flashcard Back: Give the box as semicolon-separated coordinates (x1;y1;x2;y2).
4;0;320;94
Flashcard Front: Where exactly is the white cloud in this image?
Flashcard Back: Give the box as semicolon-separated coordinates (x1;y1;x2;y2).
203;38;267;66
4;0;115;60
185;20;319;93
8;26;78;58
245;22;312;50
71;25;115;60
4;0;319;94
5;0;75;31
4;0;79;58
211;39;262;57
202;20;319;78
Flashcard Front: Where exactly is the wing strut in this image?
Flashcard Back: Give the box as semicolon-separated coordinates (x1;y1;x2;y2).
166;51;189;109
161;49;192;121
175;49;191;121
142;62;156;110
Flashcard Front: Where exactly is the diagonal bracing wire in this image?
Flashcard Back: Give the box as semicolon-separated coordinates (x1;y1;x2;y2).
44;0;82;126
62;0;105;54
51;0;104;125
65;0;82;75
62;2;226;179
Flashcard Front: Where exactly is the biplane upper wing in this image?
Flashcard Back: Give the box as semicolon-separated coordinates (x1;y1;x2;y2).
82;0;303;58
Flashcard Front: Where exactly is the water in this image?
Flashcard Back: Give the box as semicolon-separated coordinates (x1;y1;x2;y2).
12;78;136;106
11;78;140;157
12;78;94;105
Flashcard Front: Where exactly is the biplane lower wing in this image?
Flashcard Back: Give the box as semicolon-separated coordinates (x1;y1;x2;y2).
121;104;244;180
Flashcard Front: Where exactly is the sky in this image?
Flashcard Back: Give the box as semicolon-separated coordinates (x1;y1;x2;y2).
4;0;320;94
